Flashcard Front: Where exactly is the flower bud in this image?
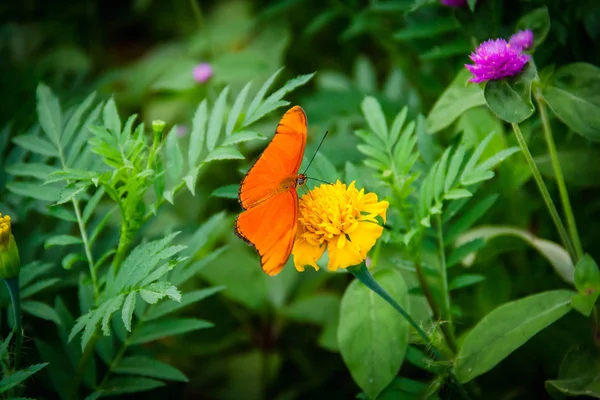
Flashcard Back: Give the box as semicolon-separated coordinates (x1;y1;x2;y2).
0;214;20;279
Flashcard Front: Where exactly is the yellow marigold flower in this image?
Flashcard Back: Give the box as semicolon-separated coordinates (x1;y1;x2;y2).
0;213;20;279
292;180;389;272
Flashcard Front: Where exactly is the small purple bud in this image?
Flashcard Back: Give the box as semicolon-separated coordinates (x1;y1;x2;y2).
176;125;188;137
440;0;467;7
465;38;530;83
193;63;213;83
509;29;534;51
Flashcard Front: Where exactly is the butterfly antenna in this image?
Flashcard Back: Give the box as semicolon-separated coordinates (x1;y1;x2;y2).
302;131;329;175
307;177;332;185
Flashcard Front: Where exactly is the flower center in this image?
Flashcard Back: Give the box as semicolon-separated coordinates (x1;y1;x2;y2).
0;214;11;245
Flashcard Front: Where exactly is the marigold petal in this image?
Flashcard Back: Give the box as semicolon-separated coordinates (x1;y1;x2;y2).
327;236;362;271
292;237;325;272
350;221;384;259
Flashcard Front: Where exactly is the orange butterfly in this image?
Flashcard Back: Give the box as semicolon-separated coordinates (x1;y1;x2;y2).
235;106;308;276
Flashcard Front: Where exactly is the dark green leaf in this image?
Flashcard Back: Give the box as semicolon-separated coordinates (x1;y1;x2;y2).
484;62;536;123
145;286;224;321
393;18;458;40
455;290;575;383
114;356;188;382
100;376;164;396
129;318;213;345
45;235;82;249
22;301;61;324
121;292;137;332
7;182;60;202
444;195;499;244
516;6;550;47
447;238;486;268
0;363;48;393
338;269;409;399
448;274;486;290
21;278;61;298
210;184;239;199
11;134;57;157
545;347;600;397
36;84;62;148
542;63;600;141
536;150;600;187
5;163;56;180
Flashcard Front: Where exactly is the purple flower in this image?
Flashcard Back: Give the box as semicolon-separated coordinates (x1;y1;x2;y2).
465;39;530;83
193;63;213;83
509;29;534;51
176;125;188;137
441;0;467;6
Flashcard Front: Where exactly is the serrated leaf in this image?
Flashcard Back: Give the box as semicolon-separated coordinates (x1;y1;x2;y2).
226;82;252;136
445;146;466;192
389;107;408;147
165;127;183;183
45;235;83;249
183;171;197;196
20;262;54;287
189;100;207;169
56;181;90;205
114;356;188;382
121;292;137;332
101;294;125;336
203;146;244;163
5;163;56;180
206;86;229;152
102;98;121;137
445;188;472;200
460;170;495;186
474;147;520;173
245;68;284;125
129;318;213;345
11;134;58;157
0;363;48;393
461;132;495;178
63;92;96;147
36;84;62;148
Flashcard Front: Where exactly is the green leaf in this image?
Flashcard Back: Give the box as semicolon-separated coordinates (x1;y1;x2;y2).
542;63;600;141
444;188;472;200
226;82;252;136
102;98;121;137
63;92;96;146
210;184;239;199
21;278;61;298
444;146;465;192
206;86;229;152
245;68;283;125
121;292;137;332
12;134;58;157
338;269;409;399
0;363;48;393
516;6;550;47
189;100;207;169
467;0;477;11
283;293;340;325
129;318;213;345
100;376;164;396
114;356;188;382
545;347;600;397
427;69;486;133
473;147;520;174
21;301;61;324
36;84;62;148
447;238;486;268
139;282;181;304
45;235;83;249
455;290;575;383
571;254;600;316
7;182;60;202
354;56;377;93
203;146;244;163
361;96;388;141
20;262;54;287
165;127;183;183
145;286;225;321
444;195;498;244
221;131;265;146
250;72;315;126
5;163;56;180
484;62;536;123
448;274;486;291
455;225;574;284
377;376;432;400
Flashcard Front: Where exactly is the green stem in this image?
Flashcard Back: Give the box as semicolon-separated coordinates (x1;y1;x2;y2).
435;214;458;353
72;199;99;304
534;91;584;260
4;278;21;370
348;263;470;400
510;123;577;262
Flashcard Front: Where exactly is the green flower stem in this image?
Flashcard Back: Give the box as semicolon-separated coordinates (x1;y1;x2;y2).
348;263;471;400
510;123;577;262
435;214;458;353
4;277;21;370
533;90;584;260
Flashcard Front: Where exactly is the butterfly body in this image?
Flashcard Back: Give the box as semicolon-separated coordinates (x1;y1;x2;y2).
235;106;308;276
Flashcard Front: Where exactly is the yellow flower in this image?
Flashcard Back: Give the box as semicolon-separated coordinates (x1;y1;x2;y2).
0;213;20;279
292;180;389;272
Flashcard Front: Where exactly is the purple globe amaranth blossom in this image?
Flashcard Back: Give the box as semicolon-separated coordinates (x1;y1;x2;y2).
509;29;534;51
465;38;530;83
440;0;467;6
193;63;213;83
